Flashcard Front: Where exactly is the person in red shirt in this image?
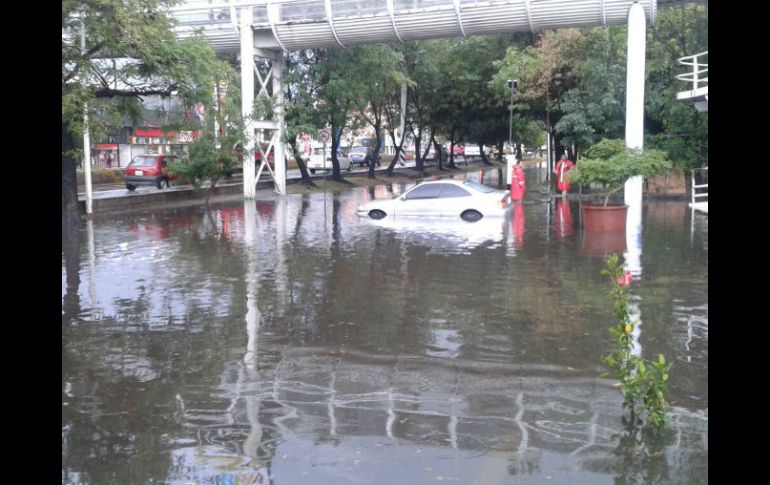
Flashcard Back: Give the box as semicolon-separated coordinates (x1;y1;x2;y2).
553;154;575;198
510;159;526;201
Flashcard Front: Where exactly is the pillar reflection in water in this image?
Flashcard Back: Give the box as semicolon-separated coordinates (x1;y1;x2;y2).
241;199;266;474
624;202;643;357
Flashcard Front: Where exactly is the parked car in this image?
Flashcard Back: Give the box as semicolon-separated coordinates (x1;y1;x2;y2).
349;146;383;167
124;154;178;191
356;179;511;222
306;147;353;173
349;146;368;166
463;145;492;158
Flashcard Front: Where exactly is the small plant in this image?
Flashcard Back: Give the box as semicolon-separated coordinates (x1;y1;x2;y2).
567;139;672;207
601;254;671;427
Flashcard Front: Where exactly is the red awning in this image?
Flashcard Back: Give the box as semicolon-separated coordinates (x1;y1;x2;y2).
135;128;175;137
96;143;118;149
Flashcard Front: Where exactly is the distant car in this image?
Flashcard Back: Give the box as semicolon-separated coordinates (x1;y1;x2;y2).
306;147;353;173
452;145;465;155
356;179;512;222
124;154;178;191
349;146;382;167
349;146;369;166
462;145;491;158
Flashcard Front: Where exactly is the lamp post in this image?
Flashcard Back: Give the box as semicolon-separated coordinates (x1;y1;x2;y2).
507;79;518;154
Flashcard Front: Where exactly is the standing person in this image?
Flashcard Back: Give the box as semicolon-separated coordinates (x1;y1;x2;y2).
510;159;526;201
106;151;113;169
553;154;575;198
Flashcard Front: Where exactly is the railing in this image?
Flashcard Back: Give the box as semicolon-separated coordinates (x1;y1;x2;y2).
691;167;707;206
677;50;708;91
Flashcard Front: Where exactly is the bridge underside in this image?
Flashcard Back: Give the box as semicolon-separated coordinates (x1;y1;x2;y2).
174;0;657;54
676;87;708;112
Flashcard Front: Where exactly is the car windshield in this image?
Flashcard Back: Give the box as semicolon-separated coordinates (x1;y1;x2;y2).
462;180;495;193
129;156;157;167
351;147;367;153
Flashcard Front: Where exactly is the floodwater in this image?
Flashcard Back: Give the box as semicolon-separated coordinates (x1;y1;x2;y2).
62;167;708;484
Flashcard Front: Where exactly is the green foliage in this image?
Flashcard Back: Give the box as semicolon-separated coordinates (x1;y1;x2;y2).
167;68;244;203
567;139;672;206
601;255;671;428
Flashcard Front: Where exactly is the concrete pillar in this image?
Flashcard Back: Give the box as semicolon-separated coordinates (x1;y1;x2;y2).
240;6;257;199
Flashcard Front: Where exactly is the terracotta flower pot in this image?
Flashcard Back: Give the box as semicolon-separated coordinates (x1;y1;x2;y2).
581;204;628;232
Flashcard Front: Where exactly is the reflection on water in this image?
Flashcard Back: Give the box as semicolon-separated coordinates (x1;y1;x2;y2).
62;171;707;484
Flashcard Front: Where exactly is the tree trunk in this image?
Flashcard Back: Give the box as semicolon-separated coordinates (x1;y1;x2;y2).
386;127;406;176
447;140;456;169
330;128;342;181
288;140;315;186
480;143;492;165
368;123;381;179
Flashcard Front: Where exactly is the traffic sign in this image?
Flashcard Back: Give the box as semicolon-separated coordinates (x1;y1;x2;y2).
318;129;330;144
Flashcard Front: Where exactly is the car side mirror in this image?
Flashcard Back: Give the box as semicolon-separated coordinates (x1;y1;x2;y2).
400;196;407;201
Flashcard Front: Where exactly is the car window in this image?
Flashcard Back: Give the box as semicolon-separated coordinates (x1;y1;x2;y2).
462;180;495;193
440;184;471;198
129;156;158;167
404;184;442;200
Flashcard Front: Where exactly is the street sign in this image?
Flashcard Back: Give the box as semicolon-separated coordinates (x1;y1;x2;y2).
318;129;331;144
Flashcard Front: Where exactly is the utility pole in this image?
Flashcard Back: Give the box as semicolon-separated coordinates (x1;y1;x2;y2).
507;79;518;153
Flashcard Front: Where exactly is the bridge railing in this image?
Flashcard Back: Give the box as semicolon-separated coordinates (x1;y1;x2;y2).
676;50;708;91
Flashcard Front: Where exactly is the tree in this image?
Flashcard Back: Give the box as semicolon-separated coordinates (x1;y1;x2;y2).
167;75;242;206
62;0;223;226
283;49;322;186
347;45;406;179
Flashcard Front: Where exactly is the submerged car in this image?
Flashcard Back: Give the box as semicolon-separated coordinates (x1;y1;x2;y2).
356;179;511;222
124;154;178;191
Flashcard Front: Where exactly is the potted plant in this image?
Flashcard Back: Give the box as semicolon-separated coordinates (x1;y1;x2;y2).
567;139;672;232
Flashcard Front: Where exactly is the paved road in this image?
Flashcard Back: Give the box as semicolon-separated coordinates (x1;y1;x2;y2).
77;158;476;200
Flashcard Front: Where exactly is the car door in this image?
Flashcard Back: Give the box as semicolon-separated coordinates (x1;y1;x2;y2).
397;183;443;216
438;183;473;217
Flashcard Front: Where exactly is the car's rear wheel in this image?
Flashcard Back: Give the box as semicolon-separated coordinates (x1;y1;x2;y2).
310;169;316;174
460;209;483;222
126;184;136;191
368;209;387;220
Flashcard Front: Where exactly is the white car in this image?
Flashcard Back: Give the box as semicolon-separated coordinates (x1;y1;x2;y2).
356;179;512;222
306;147;353;173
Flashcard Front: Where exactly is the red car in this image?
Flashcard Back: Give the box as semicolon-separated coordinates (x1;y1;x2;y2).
124;154;178;191
452;145;465;155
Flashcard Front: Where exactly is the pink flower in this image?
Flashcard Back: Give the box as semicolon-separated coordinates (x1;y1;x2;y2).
617;270;633;286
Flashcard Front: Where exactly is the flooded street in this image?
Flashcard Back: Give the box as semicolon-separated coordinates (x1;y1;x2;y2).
62;167;708;484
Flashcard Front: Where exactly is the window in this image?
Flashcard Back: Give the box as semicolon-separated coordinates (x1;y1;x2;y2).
405;184;443;200
129;156;158;167
440;184;471;198
463;180;495;193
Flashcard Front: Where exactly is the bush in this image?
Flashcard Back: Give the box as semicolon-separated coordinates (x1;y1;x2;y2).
567;139;672;206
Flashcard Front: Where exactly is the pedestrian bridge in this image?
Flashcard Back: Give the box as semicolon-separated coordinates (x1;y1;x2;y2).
172;0;657;53
676;50;707;112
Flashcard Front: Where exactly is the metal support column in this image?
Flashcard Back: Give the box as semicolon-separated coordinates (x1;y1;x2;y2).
624;2;645;275
81;15;93;216
273;55;286;195
240;6;257;199
624;2;645;208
